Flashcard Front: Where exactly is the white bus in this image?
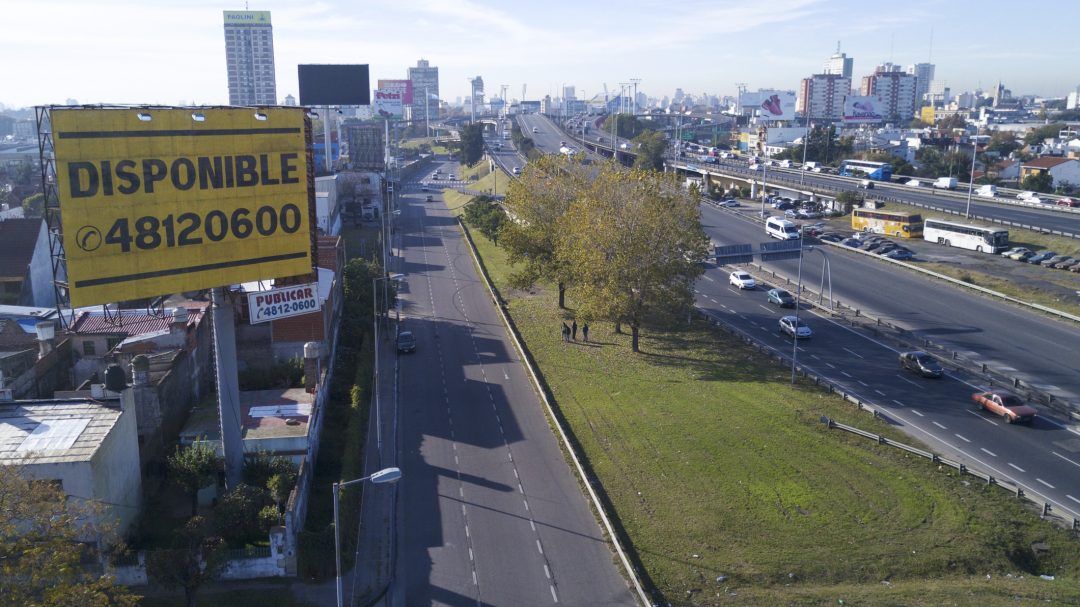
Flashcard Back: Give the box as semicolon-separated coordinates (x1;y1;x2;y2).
923;218;1009;253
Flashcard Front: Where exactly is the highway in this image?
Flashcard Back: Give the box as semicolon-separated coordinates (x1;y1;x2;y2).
392;158;636;606
520;113;1080;519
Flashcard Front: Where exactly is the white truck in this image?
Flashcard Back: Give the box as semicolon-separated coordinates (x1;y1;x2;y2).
933;177;958;190
975;184;997;198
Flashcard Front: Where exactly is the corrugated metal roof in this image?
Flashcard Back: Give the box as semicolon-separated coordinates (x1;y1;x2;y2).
71;307;204;336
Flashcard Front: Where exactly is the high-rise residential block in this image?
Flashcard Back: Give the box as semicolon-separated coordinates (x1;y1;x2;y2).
906;62;935;104
823;50;853;79
860;63;918;122
798;74;851;121
223;10;277;105
408;59;440;123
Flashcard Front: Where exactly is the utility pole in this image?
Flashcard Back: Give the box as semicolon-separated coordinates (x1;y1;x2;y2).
630;78;641;115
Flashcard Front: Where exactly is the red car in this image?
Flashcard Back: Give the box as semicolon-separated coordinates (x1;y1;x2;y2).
971;390;1036;424
1057;197;1079;207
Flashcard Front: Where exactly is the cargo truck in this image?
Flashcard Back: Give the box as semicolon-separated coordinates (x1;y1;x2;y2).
933;177;958;190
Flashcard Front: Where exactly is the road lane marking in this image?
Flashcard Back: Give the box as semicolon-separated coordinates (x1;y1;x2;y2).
825;362;836;369
897;375;920;387
981;448;997;457
1052;451;1080;469
1037;478;1056;489
932;421;947;429
954;434;970;443
809;354;819;360
842;347;864;359
703;275;714;281
840;371;852;377
551;585;559;602
875;389;886;396
709;297;717;303
1069;495;1080;505
1008;462;1025;472
857;380;868;387
892;399;905;407
536;539;544;554
759;305;774;313
911;410;924;417
965;409;999;425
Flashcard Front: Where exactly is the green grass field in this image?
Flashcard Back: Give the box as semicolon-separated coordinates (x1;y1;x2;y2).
454;206;1080;606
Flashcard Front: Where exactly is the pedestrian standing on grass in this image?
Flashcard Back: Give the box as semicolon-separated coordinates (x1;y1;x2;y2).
582;323;589;342
571;320;578;341
562;323;570;342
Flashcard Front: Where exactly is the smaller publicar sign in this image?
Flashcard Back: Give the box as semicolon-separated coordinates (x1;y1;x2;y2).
247;283;321;324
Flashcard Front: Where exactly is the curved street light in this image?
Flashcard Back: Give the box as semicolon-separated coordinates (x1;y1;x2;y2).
334;467;403;607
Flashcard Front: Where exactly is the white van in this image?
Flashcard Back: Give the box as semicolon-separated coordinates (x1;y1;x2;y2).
778;160;792;168
976;184;997;198
765;216;801;240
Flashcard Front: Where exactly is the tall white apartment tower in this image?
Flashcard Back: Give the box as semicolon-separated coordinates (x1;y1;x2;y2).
906;62;936;103
823;44;854;79
408;59;440;123
223;10;277;105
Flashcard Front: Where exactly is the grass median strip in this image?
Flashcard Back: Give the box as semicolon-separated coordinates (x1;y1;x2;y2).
451;199;1080;605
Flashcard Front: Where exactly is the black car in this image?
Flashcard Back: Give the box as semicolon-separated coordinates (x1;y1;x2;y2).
900;351;943;378
396;331;416;354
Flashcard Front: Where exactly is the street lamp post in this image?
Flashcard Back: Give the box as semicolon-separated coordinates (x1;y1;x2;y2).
791;243;807;384
333;467;403;607
800;96;812;186
965;132;979;219
372;273;403;463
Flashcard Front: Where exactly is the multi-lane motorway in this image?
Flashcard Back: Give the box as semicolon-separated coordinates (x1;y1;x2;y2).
522;112;1080;519
392;160;637;605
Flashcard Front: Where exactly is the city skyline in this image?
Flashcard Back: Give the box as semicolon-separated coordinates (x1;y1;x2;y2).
2;0;1078;109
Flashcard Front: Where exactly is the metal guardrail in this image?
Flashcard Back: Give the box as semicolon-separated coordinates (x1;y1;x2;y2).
696;304;1080;530
822;416;1080;531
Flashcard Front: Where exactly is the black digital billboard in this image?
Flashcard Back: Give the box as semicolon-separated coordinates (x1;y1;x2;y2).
298;64;371;106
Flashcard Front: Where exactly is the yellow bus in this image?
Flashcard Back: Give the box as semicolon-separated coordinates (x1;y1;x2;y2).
851;208;923;238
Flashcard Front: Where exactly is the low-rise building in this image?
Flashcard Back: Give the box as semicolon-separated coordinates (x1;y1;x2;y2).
1020;157;1080;188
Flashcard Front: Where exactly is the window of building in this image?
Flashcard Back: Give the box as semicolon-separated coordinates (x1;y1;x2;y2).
83;340;96;356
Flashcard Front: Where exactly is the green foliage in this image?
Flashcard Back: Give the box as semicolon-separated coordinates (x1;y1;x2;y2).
455;123;486;166
986;129;1021;157
146;516;227;607
777;125;850;165
1021;171;1054;194
0;465;140;606
238;356;304;391
297;529;336;579
632;130;667;171
258;504;281;532
243;450;298;490
602;113;650;139
1025;122;1066;145
462;196;506;244
214;484;273;546
167;440;223;518
938;114;967;131
21;192;44;217
913;147;973;180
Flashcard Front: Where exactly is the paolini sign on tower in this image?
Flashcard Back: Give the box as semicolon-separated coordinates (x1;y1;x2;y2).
51;107;315;307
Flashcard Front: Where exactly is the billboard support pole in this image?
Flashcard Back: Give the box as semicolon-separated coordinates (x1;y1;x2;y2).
211;287;245;489
36;106;72;322
324;105;333;173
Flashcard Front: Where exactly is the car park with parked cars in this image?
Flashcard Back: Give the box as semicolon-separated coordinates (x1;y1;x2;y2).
1027;251;1056;264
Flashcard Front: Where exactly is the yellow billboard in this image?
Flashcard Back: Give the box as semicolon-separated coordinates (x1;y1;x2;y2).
52;107;313;307
920;106;936;125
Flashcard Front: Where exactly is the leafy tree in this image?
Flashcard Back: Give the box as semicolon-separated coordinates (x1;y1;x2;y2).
463;196;506;244
12;160;34;185
167;440;222;518
1024;122;1066;145
146;516;227;607
21;192;44;217
1021;171;1054;194
835;191;862;213
632;130;667;171
243;450;296;489
602;113;650;139
909;118;930;129
455;123;486;166
558;163;709;352
986;129;1021;157
0;465;140;606
500;155;593;308
938;114;967;131
213;483;273;546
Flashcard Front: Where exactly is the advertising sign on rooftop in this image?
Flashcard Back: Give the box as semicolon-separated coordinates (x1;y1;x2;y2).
51;107;314;307
843;96;886;123
377;79;414;105
223;10;271;24
373;90;404;118
739;90;797;121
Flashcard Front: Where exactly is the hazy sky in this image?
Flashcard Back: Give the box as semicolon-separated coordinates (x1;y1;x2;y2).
3;0;1078;109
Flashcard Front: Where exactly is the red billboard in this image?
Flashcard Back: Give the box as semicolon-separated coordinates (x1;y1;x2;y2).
377;79;413;105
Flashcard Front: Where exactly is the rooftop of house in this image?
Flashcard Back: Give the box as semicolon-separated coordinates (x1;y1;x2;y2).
70;304;207;337
0;397;123;466
180;387;312;444
0;318;37;351
1022;156;1075;169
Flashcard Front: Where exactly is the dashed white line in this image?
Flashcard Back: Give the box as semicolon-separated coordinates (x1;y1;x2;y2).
897;375;920;387
809;354;819;360
840;371;852;377
536;539;544;555
825;362;836;369
1008;462;1025;472
857;380;868;387
703;275;714;282
550;585;559;602
911;410;924;417
1037;478;1056;489
1052;451;1080;469
965;409;999;426
931;421;946;429
842;347;864;359
954;433;970;443
874;389;886;397
1068;495;1080;506
892;399;905;407
980;448;997;457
